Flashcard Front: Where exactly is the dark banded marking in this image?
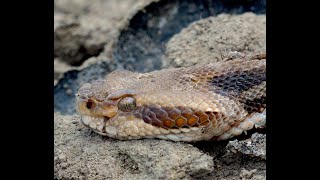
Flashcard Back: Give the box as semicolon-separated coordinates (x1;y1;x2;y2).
210;67;266;97
242;96;266;114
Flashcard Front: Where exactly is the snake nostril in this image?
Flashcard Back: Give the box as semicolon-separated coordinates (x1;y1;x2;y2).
86;99;94;109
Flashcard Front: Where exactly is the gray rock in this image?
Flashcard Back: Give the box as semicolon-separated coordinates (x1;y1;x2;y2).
226;133;266;160
240;169;266;180
54;0;156;66
54;58;72;86
164;13;266;68
54;113;214;180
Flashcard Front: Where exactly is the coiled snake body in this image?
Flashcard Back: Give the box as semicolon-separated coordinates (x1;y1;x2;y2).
76;54;266;141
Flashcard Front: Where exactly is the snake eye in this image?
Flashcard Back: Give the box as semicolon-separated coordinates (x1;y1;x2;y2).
118;97;136;112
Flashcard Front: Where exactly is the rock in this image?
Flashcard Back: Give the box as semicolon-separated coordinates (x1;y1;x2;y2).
54;58;72;86
54;113;214;180
240;169;257;179
54;0;156;66
164;13;266;68
226;133;266;160
239;169;266;180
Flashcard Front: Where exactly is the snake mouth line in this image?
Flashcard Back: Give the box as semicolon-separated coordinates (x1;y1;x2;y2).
80;115;110;134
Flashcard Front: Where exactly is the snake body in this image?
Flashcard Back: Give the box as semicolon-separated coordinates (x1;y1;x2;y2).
75;54;266;141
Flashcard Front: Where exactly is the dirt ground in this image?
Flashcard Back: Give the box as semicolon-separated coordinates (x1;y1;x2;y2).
54;0;266;179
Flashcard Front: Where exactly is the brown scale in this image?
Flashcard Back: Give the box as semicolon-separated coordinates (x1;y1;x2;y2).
136;105;223;130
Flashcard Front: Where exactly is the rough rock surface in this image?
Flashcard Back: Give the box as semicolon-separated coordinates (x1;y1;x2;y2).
54;0;266;179
54;0;156;66
227;133;266;160
164;13;266;68
54;113;214;180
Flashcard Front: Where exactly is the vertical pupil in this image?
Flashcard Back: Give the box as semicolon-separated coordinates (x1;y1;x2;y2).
119;97;136;111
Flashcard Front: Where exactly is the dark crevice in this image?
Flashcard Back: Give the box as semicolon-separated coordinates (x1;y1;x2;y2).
191;127;266;157
54;23;105;66
69;45;104;66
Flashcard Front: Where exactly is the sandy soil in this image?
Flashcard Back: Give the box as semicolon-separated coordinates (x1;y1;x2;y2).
54;0;266;179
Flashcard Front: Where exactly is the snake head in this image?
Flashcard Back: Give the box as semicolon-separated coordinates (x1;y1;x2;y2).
76;70;138;116
75;78;213;141
75;76;145;138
